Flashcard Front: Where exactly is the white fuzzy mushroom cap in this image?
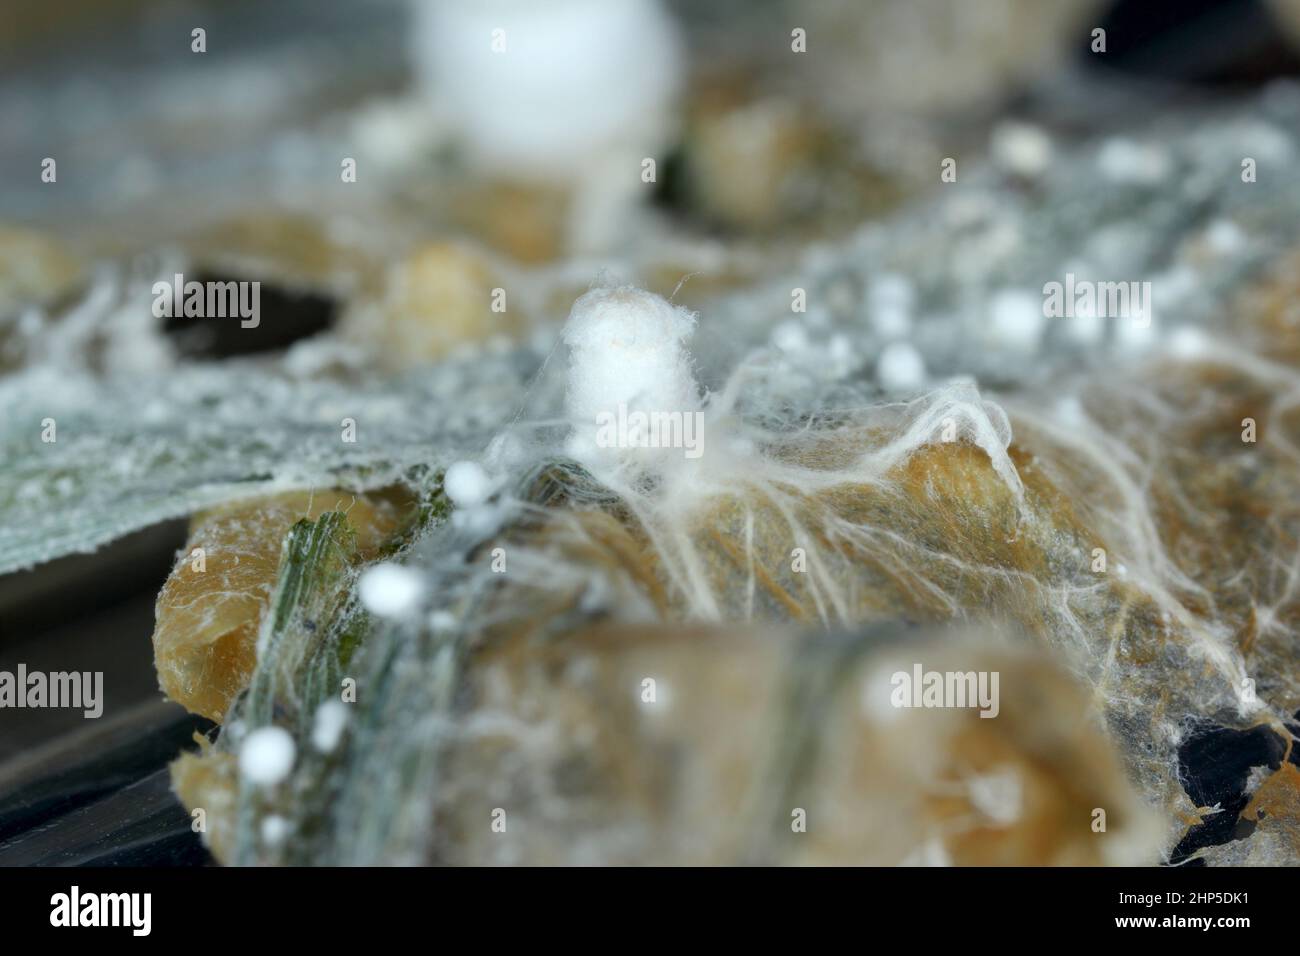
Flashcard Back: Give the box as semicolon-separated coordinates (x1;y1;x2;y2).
562;285;701;475
412;0;683;174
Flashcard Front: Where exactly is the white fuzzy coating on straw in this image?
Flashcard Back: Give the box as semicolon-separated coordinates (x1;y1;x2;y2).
549;283;1031;626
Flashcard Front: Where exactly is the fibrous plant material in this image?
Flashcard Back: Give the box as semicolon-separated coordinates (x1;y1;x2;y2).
5;82;1300;867
437;269;1295;867
152;490;402;721
432;624;1160;866
168;253;1300;864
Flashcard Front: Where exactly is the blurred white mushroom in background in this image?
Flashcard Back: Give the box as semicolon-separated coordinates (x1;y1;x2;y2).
411;0;685;252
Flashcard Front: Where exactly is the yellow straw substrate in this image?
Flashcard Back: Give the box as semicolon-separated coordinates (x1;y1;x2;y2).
170;740;239;863
435;623;1160;865
151;490;400;722
343;240;527;368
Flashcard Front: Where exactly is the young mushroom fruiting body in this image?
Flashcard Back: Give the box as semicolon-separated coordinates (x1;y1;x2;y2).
562;285;702;482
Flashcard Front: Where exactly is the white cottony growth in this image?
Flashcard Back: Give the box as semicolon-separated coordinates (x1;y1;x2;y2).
411;0;683;174
261;815;293;847
991;121;1054;178
311;700;350;753
1168;326;1211;359
877;342;926;390
1205;219;1246;255
772;320;810;354
358;563;425;618
874;382;1024;503
563;285;701;477
967;769;1023;825
239;726;296;787
443;460;493;507
1097;138;1171;185
868;274;915;338
987;288;1045;351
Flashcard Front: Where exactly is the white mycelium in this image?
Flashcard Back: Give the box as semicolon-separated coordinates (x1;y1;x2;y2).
239;726;296;787
443;460;494;507
557;283;1026;622
562;285;702;481
411;0;683;175
358;562;425;618
311;700;350;754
